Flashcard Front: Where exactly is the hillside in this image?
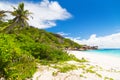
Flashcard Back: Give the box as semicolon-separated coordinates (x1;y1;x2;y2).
0;26;83;79
6;26;83;49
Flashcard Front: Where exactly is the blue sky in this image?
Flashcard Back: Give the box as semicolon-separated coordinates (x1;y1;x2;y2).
46;0;120;39
1;0;120;48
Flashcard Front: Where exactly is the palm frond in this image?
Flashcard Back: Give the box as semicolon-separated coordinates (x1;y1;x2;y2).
6;3;32;32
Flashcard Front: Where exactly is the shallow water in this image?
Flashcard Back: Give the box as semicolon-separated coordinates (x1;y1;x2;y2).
85;49;120;58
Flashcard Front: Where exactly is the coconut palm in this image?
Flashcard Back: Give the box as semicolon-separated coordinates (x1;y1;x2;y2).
12;3;31;27
0;11;8;32
0;10;6;21
5;3;31;32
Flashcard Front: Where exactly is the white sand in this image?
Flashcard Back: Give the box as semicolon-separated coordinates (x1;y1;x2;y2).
68;50;120;79
68;50;120;70
32;50;120;80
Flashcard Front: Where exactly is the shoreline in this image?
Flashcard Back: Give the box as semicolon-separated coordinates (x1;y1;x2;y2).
68;50;120;69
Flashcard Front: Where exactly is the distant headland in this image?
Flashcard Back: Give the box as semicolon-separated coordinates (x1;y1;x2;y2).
65;45;98;51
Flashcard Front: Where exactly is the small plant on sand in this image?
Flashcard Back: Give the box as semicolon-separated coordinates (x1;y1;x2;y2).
85;66;102;78
86;69;96;73
79;74;84;77
79;57;88;62
79;74;86;78
95;73;102;78
53;64;78;73
104;77;114;80
89;66;95;69
60;65;78;73
70;55;88;63
52;71;59;76
78;64;86;69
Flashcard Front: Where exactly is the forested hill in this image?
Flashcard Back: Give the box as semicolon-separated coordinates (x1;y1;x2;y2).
0;23;83;79
1;26;82;49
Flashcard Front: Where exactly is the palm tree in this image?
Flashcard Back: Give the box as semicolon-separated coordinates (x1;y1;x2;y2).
0;10;13;32
5;3;31;32
0;10;6;21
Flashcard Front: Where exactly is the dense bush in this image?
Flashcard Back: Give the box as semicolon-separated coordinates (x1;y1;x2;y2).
9;27;83;49
31;44;72;61
13;33;72;62
0;22;82;79
0;54;36;80
0;33;78;79
0;34;36;79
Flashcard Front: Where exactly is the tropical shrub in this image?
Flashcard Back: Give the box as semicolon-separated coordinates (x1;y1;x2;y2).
0;34;36;79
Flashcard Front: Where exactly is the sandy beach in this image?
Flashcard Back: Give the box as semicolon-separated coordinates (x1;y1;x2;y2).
32;50;120;80
68;50;120;70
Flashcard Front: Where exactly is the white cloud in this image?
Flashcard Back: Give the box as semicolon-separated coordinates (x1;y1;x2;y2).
70;33;120;48
0;0;71;28
57;32;70;36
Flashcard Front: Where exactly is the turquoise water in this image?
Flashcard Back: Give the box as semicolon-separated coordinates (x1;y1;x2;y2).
86;49;120;58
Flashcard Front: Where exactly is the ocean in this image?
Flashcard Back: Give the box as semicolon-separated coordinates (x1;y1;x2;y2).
85;49;120;58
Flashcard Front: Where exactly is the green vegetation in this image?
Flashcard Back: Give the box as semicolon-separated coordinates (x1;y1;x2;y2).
0;27;81;79
0;11;6;21
0;33;36;79
104;77;114;80
79;74;86;78
76;57;88;62
96;73;102;78
0;2;83;80
52;71;58;76
51;58;88;73
54;64;78;73
2;3;31;32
